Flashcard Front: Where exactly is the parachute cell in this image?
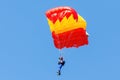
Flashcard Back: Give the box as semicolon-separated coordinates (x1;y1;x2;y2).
45;6;88;49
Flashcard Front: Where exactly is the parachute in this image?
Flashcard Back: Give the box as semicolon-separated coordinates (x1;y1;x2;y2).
45;6;88;49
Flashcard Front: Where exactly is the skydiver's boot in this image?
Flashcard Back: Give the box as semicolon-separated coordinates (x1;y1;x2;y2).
57;70;61;76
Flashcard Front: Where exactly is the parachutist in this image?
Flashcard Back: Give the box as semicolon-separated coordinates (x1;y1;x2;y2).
57;56;65;75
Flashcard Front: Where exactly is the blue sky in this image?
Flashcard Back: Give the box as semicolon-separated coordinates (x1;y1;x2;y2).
0;0;120;80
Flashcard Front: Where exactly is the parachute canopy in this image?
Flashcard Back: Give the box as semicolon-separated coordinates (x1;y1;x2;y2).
45;6;88;49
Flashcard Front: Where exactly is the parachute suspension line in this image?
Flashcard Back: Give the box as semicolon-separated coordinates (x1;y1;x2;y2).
58;49;63;57
58;49;66;59
56;33;64;57
57;29;73;57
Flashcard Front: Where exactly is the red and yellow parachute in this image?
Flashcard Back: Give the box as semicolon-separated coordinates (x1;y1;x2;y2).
45;6;88;49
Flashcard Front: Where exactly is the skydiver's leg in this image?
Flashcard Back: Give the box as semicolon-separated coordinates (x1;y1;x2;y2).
59;64;63;70
57;64;62;75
